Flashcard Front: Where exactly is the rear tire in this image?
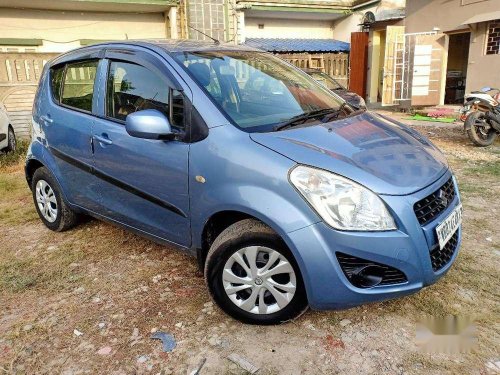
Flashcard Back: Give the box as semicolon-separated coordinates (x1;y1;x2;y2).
6;126;16;152
31;167;79;231
205;219;308;325
466;111;497;147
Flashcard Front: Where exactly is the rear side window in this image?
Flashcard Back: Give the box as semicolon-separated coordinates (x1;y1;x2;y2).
106;60;184;129
61;60;98;112
50;66;64;102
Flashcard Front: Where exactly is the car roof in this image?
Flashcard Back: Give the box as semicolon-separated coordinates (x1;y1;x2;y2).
49;39;261;67
130;39;260;53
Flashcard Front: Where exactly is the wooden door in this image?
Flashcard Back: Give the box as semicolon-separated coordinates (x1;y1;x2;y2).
410;33;448;106
349;32;368;98
382;26;404;106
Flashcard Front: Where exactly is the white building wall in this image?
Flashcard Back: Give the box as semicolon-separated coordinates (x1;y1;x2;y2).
332;0;405;43
245;17;335;39
331;5;378;42
0;8;167;52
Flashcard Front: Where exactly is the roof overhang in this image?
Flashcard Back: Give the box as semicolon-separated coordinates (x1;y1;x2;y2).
462;11;500;25
0;38;43;46
0;0;176;13
238;1;351;20
443;25;470;34
245;9;348;20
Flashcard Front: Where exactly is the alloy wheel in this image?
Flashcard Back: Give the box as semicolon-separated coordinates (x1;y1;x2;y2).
222;246;297;315
35;180;58;223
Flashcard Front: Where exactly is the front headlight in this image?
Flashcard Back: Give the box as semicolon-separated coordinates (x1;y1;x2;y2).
290;165;396;231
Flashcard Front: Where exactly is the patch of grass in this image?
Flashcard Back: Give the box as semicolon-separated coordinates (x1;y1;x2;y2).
464;161;500;177
402;352;466;374
0;204;39;225
0;169;28;198
0;166;36;225
0;139;29;168
458;182;484;196
0;243;85;293
0;258;38;292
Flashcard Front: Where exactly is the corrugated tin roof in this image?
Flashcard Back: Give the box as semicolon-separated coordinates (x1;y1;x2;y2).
244;38;350;53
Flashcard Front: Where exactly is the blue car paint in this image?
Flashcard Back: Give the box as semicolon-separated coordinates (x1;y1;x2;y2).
27;40;461;310
251;111;449;196
91;54;191;246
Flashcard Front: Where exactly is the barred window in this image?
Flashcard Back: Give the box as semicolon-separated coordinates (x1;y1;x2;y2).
486;20;500;55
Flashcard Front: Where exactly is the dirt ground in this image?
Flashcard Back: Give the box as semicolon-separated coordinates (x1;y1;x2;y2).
1;113;499;375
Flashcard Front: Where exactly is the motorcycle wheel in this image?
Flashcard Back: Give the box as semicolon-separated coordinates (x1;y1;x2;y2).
465;111;498;147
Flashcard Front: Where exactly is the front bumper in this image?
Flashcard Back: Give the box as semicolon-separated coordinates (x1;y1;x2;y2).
285;171;462;310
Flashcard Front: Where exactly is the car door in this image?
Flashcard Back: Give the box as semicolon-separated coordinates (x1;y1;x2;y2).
92;49;191;247
40;57;102;211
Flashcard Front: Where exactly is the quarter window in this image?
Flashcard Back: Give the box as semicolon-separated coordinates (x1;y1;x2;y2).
61;60;98;112
106;61;184;129
50;65;64;102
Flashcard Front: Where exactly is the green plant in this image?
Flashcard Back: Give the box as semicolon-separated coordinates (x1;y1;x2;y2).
0;139;29;168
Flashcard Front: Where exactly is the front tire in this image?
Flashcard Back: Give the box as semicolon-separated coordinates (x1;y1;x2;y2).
205;219;308;324
466;111;497;147
6;126;16;152
31;167;79;231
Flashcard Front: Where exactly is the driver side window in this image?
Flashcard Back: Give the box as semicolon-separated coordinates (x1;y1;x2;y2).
106;61;183;127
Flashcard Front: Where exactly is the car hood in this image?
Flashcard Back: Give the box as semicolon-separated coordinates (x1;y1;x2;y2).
250;112;448;195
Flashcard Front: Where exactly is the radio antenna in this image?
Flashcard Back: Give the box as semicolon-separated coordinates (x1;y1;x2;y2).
188;25;220;45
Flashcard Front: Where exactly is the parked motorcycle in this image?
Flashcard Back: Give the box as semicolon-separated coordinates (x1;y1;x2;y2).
464;92;500;146
460;87;500;121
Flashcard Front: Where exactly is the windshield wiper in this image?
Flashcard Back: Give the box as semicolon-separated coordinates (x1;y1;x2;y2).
273;106;346;131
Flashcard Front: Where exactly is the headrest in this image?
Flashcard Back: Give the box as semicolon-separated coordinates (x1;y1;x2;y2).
188;63;211;87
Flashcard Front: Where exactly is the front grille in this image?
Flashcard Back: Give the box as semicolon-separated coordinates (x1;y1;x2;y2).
430;230;459;272
336;252;408;287
414;178;455;226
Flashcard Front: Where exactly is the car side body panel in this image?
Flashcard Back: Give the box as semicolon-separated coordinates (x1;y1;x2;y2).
189;124;321;250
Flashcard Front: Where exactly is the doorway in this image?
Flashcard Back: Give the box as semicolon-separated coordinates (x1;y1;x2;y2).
445;32;470;104
368;29;386;105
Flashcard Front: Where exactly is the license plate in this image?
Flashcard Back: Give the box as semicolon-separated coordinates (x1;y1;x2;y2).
436;204;462;249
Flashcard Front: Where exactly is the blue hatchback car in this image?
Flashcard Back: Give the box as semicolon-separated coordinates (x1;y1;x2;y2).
27;40;462;324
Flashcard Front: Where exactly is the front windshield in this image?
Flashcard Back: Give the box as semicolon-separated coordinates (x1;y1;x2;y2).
173;51;345;132
308;71;344;91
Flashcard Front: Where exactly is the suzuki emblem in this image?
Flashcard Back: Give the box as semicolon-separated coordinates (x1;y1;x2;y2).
436;190;448;206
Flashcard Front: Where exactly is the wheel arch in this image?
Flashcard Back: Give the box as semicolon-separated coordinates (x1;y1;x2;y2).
196;208;312;297
25;158;45;188
198;210;258;272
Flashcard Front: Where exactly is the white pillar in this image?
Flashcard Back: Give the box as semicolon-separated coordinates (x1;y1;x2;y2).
237;10;245;44
168;7;178;39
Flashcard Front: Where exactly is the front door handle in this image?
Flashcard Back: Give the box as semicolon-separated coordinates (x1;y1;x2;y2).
94;134;113;146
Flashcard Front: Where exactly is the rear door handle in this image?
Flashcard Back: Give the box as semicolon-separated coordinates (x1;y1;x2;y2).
40;115;53;124
94;134;113;146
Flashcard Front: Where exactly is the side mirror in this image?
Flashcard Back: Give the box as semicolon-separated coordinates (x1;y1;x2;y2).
125;109;174;140
481;86;491;92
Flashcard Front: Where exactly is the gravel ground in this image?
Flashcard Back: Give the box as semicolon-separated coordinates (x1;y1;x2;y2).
0;112;499;374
